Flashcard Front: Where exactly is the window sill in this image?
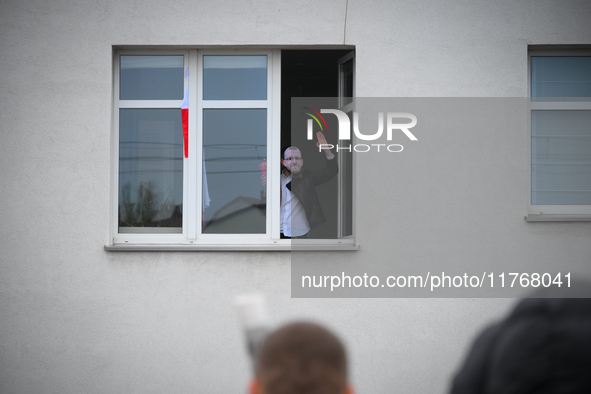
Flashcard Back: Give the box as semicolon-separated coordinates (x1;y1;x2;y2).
104;243;360;252
525;214;591;222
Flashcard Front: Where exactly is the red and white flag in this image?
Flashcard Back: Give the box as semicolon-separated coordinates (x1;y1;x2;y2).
181;67;189;158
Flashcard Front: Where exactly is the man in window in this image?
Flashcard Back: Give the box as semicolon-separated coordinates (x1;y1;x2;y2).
280;131;338;239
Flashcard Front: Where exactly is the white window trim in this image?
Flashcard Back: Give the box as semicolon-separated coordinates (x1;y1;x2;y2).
337;51;356;239
108;48;358;250
526;49;591;222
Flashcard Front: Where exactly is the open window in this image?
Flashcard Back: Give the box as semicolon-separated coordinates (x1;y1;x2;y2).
110;48;355;249
281;50;355;240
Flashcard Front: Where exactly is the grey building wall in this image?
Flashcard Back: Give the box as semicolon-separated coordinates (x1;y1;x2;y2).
1;0;590;393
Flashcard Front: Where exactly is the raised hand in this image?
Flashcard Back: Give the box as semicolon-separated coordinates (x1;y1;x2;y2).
316;131;328;149
315;131;334;158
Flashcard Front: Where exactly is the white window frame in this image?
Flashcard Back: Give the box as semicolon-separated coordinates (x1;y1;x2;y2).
337;51;355;239
527;49;591;221
109;48;358;250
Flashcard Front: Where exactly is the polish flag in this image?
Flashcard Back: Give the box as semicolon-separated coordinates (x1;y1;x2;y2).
181;67;189;158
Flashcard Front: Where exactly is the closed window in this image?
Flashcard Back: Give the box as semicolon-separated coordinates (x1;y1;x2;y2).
529;50;591;218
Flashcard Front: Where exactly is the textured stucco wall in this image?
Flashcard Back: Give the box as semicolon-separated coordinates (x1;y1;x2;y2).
1;0;590;393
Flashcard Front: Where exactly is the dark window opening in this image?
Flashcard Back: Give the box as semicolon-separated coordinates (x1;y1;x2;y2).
281;50;353;239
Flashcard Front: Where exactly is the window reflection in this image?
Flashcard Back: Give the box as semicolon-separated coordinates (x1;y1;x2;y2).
120;55;184;100
119;109;183;232
202;109;267;234
531;57;591;99
203;56;267;100
532;110;591;204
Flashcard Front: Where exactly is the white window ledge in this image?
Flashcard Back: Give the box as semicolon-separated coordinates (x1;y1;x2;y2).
525;214;591;222
104;243;360;252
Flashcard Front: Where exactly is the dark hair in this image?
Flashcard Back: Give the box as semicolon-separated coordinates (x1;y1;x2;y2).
451;285;591;394
256;322;348;394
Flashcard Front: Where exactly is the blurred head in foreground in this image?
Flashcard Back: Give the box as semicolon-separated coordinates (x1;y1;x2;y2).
250;321;353;394
450;283;591;394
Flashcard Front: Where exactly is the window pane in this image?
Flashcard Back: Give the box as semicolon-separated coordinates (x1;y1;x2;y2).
119;109;183;232
202;109;267;234
120;56;184;100
532;110;591;204
531;56;591;99
203;56;267;100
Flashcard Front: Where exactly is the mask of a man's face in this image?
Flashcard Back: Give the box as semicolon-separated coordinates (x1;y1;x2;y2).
283;149;303;175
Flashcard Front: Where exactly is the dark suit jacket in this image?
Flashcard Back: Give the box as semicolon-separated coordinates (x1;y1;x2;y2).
287;156;338;231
